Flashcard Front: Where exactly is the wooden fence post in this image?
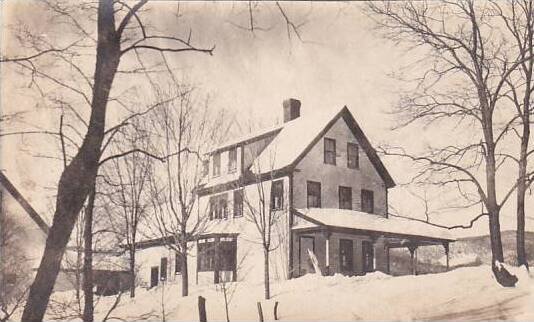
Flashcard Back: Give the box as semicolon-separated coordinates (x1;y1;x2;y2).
274;301;279;320
198;296;207;322
257;302;264;322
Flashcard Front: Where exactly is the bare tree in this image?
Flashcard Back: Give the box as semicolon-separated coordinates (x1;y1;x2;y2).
1;1;214;319
101;119;154;299
492;0;534;270
243;155;286;300
148;86;223;297
367;0;534;286
0;215;31;322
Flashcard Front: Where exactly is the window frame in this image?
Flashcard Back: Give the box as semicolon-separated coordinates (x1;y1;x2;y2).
213;152;221;176
307;181;322;208
339;186;353;210
198;241;216;272
175;252;182;274
347;142;359;169
270;180;284;210
228;148;237;173
233;189;243;218
209;194;228;220
324;138;337;165
361;189;374;214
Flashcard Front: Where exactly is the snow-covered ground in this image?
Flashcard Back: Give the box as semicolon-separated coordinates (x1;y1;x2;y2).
42;265;534;321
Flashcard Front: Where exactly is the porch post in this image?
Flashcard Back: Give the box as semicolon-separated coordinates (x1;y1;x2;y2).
214;236;220;284
408;244;418;275
323;229;331;276
442;241;450;271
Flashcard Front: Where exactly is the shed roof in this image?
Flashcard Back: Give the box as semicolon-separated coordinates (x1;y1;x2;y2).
294;208;455;242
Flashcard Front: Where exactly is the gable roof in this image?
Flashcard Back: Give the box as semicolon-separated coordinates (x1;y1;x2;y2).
200;105;395;193
0;172;50;234
252;106;395;188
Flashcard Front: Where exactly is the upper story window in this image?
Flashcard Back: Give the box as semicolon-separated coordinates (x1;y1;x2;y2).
202;160;209;177
339;186;352;210
228;148;237;173
347;143;359;169
213;152;221;176
209;194;228;220
361;189;374;214
307;181;321;208
233;189;243;217
324;138;336;165
271;180;284;210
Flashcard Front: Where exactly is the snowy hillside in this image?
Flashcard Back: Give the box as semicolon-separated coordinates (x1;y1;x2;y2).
37;265;533;321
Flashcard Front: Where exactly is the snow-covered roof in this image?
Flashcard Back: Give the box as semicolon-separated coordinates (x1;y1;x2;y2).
294;208;455;241
252;106;342;174
209;123;284;154
0;171;49;234
199;105;395;191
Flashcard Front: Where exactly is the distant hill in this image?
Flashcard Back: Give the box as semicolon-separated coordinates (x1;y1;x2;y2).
389;230;534;276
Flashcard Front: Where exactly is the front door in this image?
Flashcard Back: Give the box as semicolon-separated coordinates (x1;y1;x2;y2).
150;266;159;288
339;239;354;275
299;236;315;276
362;241;374;273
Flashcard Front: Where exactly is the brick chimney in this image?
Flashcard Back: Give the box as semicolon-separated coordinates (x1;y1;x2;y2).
283;98;301;123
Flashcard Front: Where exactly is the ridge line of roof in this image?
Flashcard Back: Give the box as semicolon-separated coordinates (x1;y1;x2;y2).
0;171;50;234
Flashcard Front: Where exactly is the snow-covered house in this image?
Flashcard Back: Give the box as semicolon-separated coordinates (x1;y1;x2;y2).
136;99;454;288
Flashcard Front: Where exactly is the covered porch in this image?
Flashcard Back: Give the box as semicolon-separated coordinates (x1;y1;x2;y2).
291;208;455;277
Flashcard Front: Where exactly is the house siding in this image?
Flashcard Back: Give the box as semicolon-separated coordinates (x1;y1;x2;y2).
293;116;387;216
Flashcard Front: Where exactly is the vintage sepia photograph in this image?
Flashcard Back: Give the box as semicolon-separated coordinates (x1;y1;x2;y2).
1;1;534;321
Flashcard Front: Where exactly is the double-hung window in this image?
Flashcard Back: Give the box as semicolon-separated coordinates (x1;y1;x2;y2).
324;138;336;165
271;180;284;210
307;181;321;208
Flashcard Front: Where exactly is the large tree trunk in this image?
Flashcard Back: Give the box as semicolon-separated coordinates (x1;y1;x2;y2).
517;151;529;270
21;1;120;320
83;184;96;322
181;254;188;297
129;248;136;298
180;234;188;297
264;248;270;300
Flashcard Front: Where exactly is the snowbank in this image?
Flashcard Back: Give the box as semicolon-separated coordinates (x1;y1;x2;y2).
29;266;534;321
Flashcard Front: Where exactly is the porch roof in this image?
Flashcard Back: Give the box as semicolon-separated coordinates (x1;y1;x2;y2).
293;208;455;242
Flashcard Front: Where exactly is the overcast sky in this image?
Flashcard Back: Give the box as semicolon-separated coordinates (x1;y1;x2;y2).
1;1;531;238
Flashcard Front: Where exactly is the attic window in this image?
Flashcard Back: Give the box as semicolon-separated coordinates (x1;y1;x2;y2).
213;152;221;176
228;148;237;173
324;138;336;165
347;143;359;169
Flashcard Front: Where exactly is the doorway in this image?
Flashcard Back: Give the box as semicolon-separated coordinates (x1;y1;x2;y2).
339;239;354;275
299;236;315;276
150;266;159;288
362;241;374;273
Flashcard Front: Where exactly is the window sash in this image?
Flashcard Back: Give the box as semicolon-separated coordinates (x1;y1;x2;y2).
347;143;359;169
209;194;228;220
324;138;336;165
339;186;352;210
361;189;374;213
213;152;221;176
271;180;284;210
233;189;243;217
307;181;321;208
228;148;237;172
